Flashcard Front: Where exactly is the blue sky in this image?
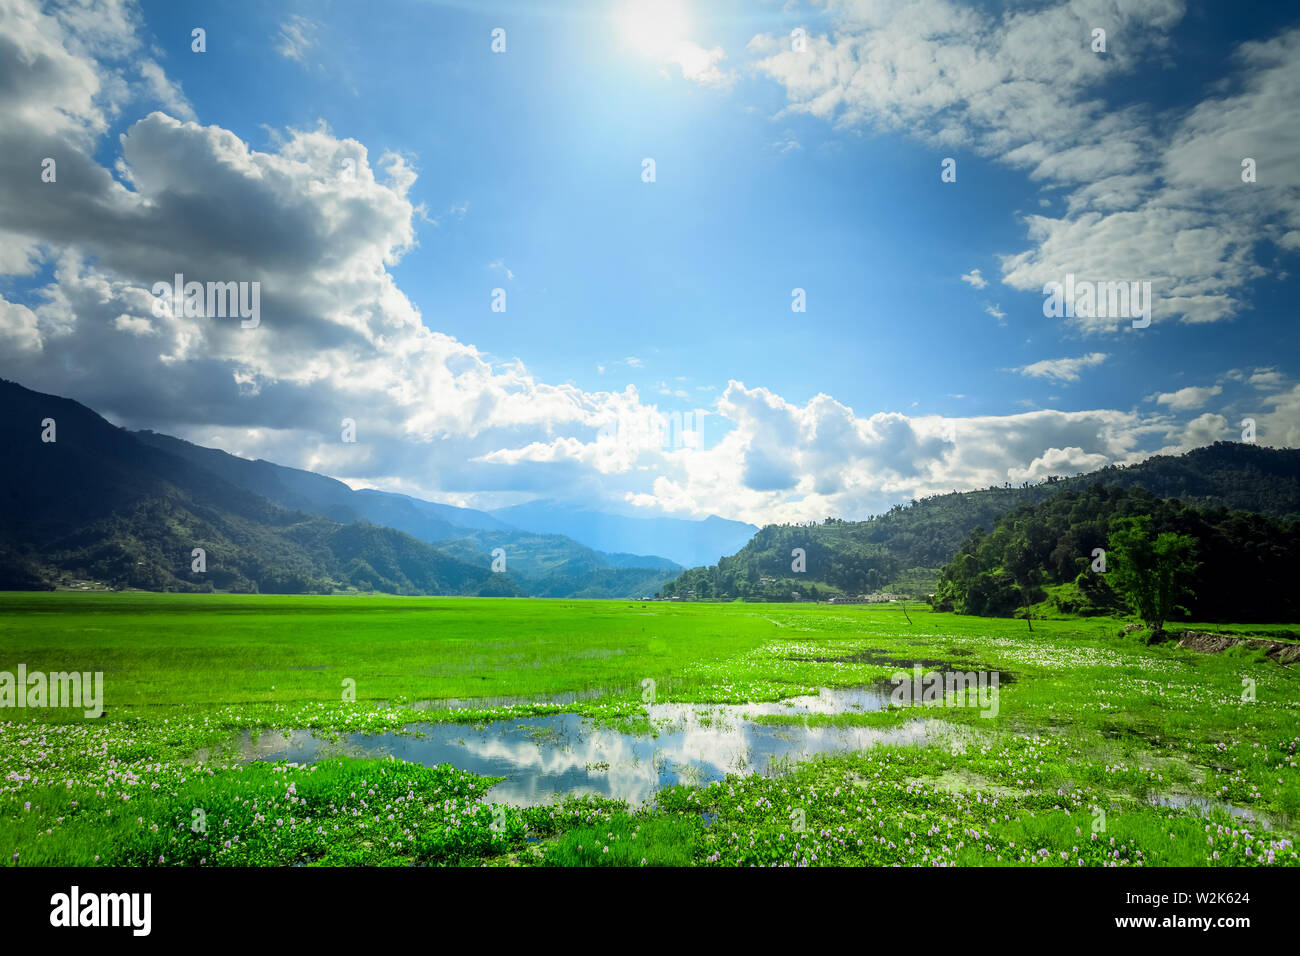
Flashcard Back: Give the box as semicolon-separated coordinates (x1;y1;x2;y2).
2;0;1298;524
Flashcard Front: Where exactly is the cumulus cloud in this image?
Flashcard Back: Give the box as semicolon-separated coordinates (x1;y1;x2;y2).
138;59;195;121
961;268;987;289
1251;383;1300;447
1249;368;1285;390
1179;412;1231;448
1007;447;1112;483
1153;384;1222;411
0;0;1281;529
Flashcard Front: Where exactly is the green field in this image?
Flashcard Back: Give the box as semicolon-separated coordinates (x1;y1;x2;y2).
0;593;1295;867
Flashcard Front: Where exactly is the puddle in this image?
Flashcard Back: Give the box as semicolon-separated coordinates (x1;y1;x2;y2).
1150;793;1271;827
238;687;964;807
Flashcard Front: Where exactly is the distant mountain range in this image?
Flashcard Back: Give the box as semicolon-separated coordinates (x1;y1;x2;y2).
662;442;1300;601
134;430;514;541
135;430;756;569
489;500;758;569
0;379;689;597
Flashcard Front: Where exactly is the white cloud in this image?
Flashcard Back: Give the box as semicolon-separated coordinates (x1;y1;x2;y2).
1179;412;1230;448
1008;447;1112;483
1249;368;1285;390
672;40;734;88
0;296;41;353
111;312;156;336
0;0;1284;530
751;0;1300;330
961;268;987;289
1011;352;1108;384
1251;383;1300;447
276;15;319;64
1152;384;1222;411
138;60;195;121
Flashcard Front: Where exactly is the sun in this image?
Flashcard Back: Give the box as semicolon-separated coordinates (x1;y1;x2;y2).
615;0;693;60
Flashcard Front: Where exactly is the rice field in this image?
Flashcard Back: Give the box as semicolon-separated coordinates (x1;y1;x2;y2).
0;593;1295;866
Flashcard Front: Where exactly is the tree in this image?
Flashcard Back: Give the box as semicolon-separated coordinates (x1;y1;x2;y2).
1107;516;1198;636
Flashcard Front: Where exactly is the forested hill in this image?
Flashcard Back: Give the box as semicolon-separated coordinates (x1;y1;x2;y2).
932;483;1300;623
1064;442;1300;518
660;442;1300;601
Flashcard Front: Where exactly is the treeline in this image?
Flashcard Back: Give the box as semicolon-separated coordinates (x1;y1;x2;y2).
932;483;1300;623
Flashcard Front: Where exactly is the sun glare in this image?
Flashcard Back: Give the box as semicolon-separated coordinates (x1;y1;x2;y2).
616;0;693;59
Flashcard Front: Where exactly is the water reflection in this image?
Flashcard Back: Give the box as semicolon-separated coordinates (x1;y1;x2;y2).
243;687;965;807
1150;793;1270;827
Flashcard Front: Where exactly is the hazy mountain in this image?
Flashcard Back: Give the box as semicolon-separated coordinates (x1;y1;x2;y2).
489;500;759;568
133;428;680;597
436;529;679;599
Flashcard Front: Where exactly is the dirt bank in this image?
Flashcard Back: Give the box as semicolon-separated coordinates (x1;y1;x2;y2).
1177;630;1300;665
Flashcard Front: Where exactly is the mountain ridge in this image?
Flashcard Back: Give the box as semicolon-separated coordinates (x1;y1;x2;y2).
662;442;1300;601
0;379;679;597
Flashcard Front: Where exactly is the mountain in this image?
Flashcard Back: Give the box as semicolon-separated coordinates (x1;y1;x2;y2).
0;379;514;595
435;529;678;599
0;379;677;598
662;442;1300;602
1051;443;1300;517
132;429;680;597
133;430;512;540
489;499;758;568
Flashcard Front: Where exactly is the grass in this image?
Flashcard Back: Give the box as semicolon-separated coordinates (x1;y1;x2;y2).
0;593;1296;867
0;592;781;711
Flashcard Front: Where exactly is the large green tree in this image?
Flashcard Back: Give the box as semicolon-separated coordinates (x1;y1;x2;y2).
1107;515;1199;635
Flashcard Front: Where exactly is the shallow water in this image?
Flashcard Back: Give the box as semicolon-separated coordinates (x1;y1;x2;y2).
244;687;964;807
383;687;615;712
1150;793;1270;827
